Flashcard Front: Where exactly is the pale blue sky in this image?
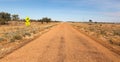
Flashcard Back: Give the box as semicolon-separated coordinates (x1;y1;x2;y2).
0;0;120;22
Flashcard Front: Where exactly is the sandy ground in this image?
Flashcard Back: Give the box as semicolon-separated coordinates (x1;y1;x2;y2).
0;23;120;62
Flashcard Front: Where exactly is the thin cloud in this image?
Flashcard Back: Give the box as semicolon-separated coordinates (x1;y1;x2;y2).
102;12;120;17
50;0;120;10
51;0;120;17
0;0;23;2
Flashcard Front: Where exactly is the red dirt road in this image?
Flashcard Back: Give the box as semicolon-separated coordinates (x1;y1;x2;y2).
0;23;120;62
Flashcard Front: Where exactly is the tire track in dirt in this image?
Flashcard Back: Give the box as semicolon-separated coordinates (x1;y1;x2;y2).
37;24;66;62
57;37;66;62
74;36;112;62
76;38;112;62
37;27;61;62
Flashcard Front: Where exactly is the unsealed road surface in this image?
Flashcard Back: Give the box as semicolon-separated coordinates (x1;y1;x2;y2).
0;23;120;62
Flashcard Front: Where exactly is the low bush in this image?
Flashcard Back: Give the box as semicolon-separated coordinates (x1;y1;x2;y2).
13;34;22;40
9;34;22;42
109;39;113;44
32;30;36;34
24;32;31;36
0;37;4;42
10;38;15;42
113;30;120;36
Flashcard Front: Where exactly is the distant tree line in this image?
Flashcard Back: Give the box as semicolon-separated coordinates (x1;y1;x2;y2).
21;17;60;24
37;17;60;24
0;12;19;24
12;14;19;21
37;17;52;24
0;12;60;25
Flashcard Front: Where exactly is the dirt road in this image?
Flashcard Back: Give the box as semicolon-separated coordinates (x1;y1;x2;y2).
0;23;120;62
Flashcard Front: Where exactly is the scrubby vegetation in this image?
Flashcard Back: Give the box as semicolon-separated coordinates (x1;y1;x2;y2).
0;11;59;45
0;12;11;24
0;22;58;58
0;12;59;25
0;22;57;43
71;22;120;46
71;22;120;51
0;11;60;58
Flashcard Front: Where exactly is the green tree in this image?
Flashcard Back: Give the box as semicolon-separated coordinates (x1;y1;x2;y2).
38;17;52;23
89;19;92;22
12;14;19;21
0;12;11;24
42;17;51;23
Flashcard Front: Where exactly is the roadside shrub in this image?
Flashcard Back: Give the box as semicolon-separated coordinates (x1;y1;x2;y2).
109;39;113;44
113;30;120;36
99;24;102;26
32;30;36;34
22;30;31;37
24;32;31;36
88;23;92;25
9;34;22;42
3;32;15;40
13;34;22;40
109;39;120;46
0;37;4;42
100;30;106;35
0;18;5;25
88;28;95;31
10;38;15;42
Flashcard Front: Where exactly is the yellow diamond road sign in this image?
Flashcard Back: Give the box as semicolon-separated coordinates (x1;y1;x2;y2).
25;17;30;22
25;17;30;26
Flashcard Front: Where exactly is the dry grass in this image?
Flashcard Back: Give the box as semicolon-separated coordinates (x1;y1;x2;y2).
0;22;59;58
71;22;120;51
0;22;58;43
